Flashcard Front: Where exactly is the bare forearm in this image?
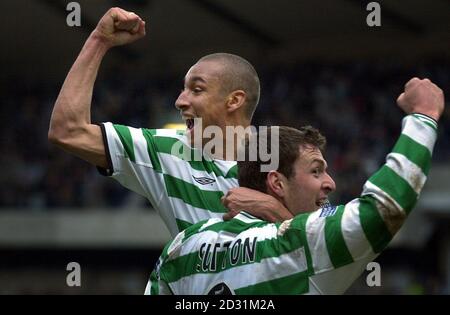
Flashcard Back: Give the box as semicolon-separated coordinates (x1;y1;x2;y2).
50;31;110;135
48;8;146;167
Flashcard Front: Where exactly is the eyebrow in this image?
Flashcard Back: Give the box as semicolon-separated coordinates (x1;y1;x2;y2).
184;76;207;85
310;159;327;169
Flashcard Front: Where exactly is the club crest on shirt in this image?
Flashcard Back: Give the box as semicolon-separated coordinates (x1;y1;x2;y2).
319;205;337;217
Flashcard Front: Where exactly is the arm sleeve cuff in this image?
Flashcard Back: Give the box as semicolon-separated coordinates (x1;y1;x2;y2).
96;123;114;176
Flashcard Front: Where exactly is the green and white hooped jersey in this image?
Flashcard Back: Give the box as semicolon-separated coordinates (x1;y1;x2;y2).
145;114;438;295
100;124;239;236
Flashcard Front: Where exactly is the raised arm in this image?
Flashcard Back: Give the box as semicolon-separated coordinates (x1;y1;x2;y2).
48;8;146;167
361;78;444;234
303;78;444;294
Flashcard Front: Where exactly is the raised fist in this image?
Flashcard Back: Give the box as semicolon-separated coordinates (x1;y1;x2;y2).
397;77;444;121
93;7;146;48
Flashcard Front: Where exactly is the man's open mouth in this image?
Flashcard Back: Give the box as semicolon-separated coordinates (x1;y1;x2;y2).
316;199;328;207
186;118;194;130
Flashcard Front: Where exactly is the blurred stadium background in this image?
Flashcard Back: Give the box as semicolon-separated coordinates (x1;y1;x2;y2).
1;0;449;294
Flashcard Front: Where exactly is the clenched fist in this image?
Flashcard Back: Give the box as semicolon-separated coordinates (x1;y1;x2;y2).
92;7;146;48
397;77;444;121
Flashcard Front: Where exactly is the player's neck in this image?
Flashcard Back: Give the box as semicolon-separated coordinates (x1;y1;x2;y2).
207;120;252;161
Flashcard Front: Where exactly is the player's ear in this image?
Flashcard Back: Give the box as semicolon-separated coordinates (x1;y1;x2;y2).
226;90;246;113
266;171;286;198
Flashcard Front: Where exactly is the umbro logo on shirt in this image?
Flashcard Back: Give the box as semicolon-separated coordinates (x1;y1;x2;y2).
192;175;216;185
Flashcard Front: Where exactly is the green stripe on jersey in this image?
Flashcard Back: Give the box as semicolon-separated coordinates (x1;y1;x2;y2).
164;174;227;213
368;165;418;214
290;213;315;276
359;196;392;253
160;251;199;282
180;219;211;240
176;218;195;234
392;134;431;175
149;270;159;295
141;129;163;172
151;136;235;178
324;206;354;268
234;271;309;295
113;125;135;162
226;165;238;178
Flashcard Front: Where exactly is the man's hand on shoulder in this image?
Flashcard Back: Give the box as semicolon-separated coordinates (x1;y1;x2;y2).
91;7;146;49
397;77;445;121
222;187;293;222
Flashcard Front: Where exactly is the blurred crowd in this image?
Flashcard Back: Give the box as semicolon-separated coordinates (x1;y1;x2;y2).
1;60;449;210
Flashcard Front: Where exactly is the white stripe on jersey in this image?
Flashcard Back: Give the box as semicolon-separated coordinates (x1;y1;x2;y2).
309;258;375;294
413;114;437;129
169;197;225;223
144;281;151;295
129;126;153;168
402;116;437;154
231;223;279;243
154;129;186;138
178;230;223;258
155;191;184;236
305;210;333;274
340;199;374;261
234;213;264;224
104;122;126;172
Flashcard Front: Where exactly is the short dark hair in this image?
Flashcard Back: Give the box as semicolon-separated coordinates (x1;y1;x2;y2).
198;53;260;119
238;126;326;193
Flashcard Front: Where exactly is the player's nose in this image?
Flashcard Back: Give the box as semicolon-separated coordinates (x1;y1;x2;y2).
175;90;190;110
323;172;336;194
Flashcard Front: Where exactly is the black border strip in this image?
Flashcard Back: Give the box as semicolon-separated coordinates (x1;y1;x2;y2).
96;123;114;176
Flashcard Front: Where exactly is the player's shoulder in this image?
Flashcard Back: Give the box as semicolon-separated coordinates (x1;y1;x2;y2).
105;124;186;138
150;128;186;138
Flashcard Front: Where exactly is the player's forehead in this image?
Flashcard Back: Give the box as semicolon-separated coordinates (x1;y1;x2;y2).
184;60;224;85
298;144;326;166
